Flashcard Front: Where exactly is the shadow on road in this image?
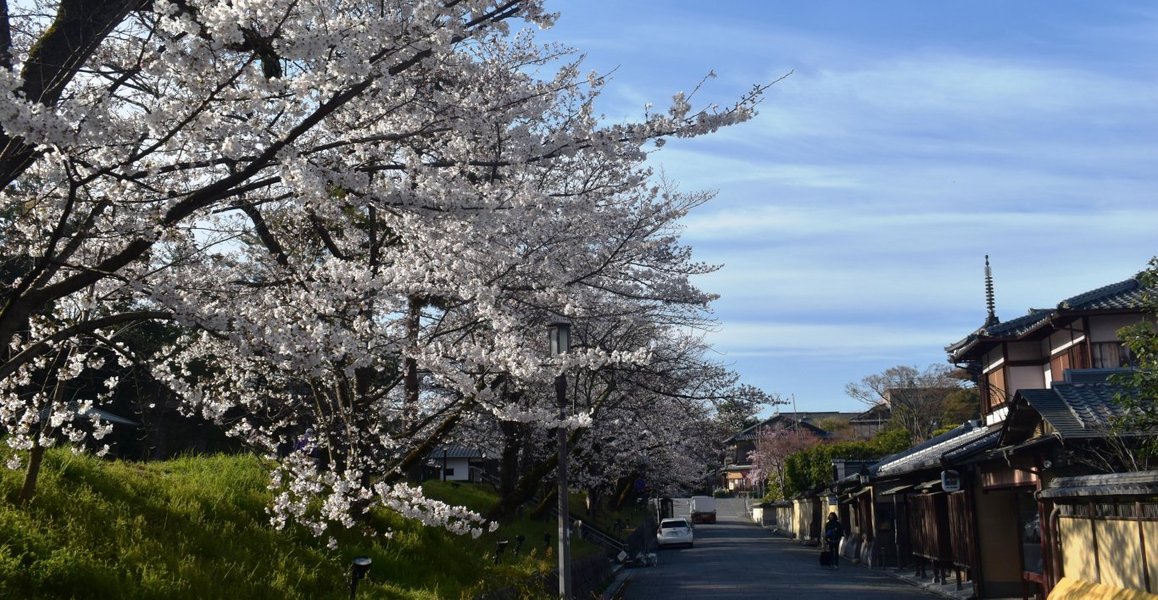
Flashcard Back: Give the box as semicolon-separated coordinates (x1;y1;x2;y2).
623;497;939;600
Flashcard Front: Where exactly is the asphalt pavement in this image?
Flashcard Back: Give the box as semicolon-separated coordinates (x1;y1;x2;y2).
619;497;941;600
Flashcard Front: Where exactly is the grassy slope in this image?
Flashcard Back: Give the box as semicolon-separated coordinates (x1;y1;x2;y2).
0;450;565;599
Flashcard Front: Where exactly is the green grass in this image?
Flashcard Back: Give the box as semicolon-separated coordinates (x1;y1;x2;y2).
0;451;579;599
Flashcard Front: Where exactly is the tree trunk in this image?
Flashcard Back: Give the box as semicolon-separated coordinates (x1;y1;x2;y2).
18;443;45;503
518;421;535;479
487;420;594;520
488;449;558;520
499;421;520;499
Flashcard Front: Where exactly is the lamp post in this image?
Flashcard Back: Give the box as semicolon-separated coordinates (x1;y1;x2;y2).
349;556;372;600
548;319;572;600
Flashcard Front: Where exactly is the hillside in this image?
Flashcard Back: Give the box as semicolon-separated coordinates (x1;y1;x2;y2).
0;450;565;599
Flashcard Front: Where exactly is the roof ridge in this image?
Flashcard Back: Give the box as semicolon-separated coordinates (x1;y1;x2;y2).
1058;277;1139;310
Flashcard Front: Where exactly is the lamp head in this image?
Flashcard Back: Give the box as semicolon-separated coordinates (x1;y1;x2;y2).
351;556;372;580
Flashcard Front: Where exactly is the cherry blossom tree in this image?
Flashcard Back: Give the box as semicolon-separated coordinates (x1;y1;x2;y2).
0;0;770;540
749;422;821;500
556;325;768;511
479;267;775;517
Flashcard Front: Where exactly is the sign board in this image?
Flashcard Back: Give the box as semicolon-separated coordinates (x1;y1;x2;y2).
941;469;961;493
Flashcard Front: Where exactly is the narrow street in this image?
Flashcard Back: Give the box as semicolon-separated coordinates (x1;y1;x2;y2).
621;498;941;600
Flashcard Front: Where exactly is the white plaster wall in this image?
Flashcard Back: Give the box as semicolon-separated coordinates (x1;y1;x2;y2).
438;457;472;481
983;349;1004;372
1006;341;1041;361
1008;365;1047;394
1088;314;1146;342
1047;329;1086;356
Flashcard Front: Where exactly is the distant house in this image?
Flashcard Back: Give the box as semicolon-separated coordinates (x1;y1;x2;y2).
720;414;833;492
848;403;891;439
425;445;485;482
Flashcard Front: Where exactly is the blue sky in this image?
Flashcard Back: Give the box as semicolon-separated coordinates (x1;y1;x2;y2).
539;1;1158;414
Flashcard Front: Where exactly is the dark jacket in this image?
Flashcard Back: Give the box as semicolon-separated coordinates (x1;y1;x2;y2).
824;520;842;543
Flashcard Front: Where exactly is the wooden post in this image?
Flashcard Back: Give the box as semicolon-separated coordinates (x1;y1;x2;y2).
1089;502;1100;584
1138;501;1151;593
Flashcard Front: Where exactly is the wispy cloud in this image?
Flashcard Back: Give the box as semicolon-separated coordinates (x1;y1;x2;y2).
544;1;1158;409
682;207;1158;242
704;321;968;357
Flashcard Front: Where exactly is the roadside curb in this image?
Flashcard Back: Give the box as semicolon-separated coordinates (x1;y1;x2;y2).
597;564;631;600
880;567;975;600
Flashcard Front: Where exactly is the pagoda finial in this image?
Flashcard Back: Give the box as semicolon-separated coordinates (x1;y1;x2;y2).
984;255;999;327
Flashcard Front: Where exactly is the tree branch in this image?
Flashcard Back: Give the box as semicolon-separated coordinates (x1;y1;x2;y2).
0;310;171;381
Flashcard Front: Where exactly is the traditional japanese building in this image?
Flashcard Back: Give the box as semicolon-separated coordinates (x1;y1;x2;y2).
939;263;1155;598
830;263;1154;598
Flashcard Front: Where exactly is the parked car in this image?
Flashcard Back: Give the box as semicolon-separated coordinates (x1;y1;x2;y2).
656;517;694;548
689;495;717;524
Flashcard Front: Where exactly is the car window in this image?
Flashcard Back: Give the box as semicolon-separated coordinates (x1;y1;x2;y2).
660;519;689;529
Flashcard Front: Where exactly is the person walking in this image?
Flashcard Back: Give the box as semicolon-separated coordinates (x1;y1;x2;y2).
824;512;842;568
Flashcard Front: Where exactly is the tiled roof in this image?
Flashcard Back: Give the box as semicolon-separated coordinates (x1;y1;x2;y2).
945;310;1051;357
849;403;890;424
1040;470;1158;499
724;415;828;444
947;275;1152;361
943;427;1003;462
1058;278;1148;311
1018;383;1127;439
981;309;1053;338
873;421;999;477
426;445;483;460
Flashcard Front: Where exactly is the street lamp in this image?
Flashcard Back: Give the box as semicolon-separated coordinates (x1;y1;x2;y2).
349;556;372;600
548;319;572;600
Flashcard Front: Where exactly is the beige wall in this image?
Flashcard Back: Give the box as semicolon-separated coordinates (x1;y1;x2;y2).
1098;520;1142;590
1060;517;1097;582
1059;513;1156;594
789;498;829;542
772;503;794;534
1047;329;1086;355
793;499;810;540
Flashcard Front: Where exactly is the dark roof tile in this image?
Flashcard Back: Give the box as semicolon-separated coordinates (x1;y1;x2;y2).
947;274;1153;361
873;421;997;477
724;415;829;443
1018;383;1127;439
427;445;483;460
1058;277;1147;311
1040;470;1158;499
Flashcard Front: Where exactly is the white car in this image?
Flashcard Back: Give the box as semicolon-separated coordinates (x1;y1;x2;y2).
656;517;694;548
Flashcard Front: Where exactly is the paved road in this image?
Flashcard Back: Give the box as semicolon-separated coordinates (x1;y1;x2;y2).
622;497;939;600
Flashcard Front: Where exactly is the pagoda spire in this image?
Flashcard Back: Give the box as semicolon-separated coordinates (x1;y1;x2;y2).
984;255;999;327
